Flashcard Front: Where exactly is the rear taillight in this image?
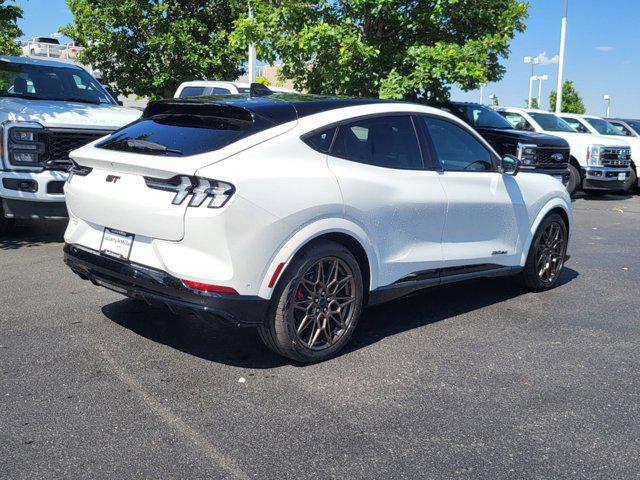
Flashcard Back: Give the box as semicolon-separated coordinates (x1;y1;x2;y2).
144;175;234;208
183;280;238;294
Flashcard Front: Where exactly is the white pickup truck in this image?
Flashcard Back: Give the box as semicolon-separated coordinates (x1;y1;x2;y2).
496;108;632;196
0;56;141;233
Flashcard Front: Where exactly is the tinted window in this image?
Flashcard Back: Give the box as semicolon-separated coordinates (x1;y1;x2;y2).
332;116;423;169
0;61;114;104
178;86;206;98
500;111;535;131
423;117;494;172
562;117;589;133
609;122;632;136
626;121;640;134
304;127;336;153
528;112;574;132
456;104;513;129
211;87;232;95
98;115;253;156
585;117;625;136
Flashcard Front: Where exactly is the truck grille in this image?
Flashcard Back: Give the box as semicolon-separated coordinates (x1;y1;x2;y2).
602;147;631;167
536;147;570;168
43;129;112;169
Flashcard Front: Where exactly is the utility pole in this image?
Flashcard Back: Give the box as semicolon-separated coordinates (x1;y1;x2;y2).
537;75;549;108
479;84;485;104
555;0;569;113
524;56;539;109
248;5;257;83
604;95;611;117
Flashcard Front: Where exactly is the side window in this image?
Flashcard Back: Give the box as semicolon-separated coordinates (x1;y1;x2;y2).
179;86;206;98
609;122;631;136
500;112;534;131
211;87;231;95
561;117;589;133
422;117;494;172
331;115;423;169
303;127;336;153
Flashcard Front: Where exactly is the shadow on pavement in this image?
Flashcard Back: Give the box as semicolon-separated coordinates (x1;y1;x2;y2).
0;220;67;250
101;267;579;369
573;192;636;202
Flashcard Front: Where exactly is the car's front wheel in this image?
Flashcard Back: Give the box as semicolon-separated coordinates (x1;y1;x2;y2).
259;240;363;363
516;212;568;291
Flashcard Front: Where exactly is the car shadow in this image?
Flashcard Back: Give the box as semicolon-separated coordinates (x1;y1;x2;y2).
573;191;636;202
0;220;67;250
101;267;579;369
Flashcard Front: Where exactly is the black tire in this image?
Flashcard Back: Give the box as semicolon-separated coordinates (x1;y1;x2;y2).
566;163;581;197
516;213;568;292
258;240;364;363
0;203;15;236
622;167;637;194
584;189;608;197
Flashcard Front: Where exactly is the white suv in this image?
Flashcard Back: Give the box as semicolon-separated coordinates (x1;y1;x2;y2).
174;81;294;98
63;94;572;362
496;108;632;196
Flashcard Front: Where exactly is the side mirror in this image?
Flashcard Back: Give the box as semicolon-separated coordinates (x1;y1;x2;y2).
501;154;521;176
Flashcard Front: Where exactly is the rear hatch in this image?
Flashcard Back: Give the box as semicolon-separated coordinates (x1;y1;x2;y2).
66;98;298;241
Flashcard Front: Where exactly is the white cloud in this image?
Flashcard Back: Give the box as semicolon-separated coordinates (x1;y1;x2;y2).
534;51;559;65
595;46;614;52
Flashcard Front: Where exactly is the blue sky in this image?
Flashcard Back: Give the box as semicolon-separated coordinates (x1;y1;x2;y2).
15;0;640;116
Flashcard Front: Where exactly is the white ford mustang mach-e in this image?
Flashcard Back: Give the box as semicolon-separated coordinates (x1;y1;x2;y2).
63;92;573;362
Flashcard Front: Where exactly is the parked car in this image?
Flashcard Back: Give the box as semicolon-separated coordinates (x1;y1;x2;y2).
559;113;638;192
606;118;640;138
496;108;632;196
63;92;572;362
174;81;295;98
433;102;570;185
21;37;63;58
0;56;142;233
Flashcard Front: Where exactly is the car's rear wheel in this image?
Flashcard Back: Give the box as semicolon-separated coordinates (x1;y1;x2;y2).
516;213;568;291
259;240;363;363
566;164;581;197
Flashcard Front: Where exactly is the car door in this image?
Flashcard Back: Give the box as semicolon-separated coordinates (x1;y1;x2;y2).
324;114;447;288
417;115;525;269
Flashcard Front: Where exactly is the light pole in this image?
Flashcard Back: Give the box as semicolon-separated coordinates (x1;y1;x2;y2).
524;56;540;108
555;0;569;113
247;5;257;83
489;94;497;106
479;84;486;104
604;95;611;117
537;74;549;108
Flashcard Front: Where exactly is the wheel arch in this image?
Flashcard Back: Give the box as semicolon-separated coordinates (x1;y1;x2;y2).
257;218;379;300
519;199;572;266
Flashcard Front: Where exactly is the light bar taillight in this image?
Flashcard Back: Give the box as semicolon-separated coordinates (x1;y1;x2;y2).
144;175;234;208
183;280;238;294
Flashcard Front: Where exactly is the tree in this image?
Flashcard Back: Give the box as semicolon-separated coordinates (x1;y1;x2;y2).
62;0;247;99
490;95;499;106
526;98;539;109
0;0;22;56
549;80;585;114
231;0;529;101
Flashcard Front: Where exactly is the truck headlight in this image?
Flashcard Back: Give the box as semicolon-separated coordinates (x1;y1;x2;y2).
516;143;538;166
7;126;45;168
587;145;604;166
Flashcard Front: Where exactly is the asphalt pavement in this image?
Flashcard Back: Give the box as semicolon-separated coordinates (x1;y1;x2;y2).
1;193;639;479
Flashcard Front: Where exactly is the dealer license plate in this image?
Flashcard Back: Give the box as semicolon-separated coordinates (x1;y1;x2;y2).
100;228;134;261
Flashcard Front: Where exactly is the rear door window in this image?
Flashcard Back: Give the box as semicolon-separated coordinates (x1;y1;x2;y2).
178;86;207;98
303;127;337;153
331;116;424;170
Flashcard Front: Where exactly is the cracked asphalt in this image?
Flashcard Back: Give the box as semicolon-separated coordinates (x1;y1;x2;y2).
1;193;639;479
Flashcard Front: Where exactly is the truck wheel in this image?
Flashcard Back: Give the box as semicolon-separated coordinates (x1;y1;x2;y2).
566;164;580;197
622;167;637;194
0;204;15;236
258;240;364;363
516;212;568;292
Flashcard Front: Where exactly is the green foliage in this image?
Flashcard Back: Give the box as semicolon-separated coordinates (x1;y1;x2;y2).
549;80;585;114
0;0;23;56
62;0;247;99
255;77;271;86
231;0;529;101
527;97;539;109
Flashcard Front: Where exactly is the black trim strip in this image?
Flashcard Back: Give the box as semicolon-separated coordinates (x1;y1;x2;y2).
368;265;522;306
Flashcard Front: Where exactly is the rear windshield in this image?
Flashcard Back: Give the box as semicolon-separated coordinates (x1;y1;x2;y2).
178;86;206;98
96;103;277;156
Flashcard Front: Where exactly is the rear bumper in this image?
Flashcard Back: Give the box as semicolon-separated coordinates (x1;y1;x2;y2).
63;243;269;326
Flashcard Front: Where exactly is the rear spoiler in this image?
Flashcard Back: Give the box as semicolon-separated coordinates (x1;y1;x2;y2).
143;101;254;127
